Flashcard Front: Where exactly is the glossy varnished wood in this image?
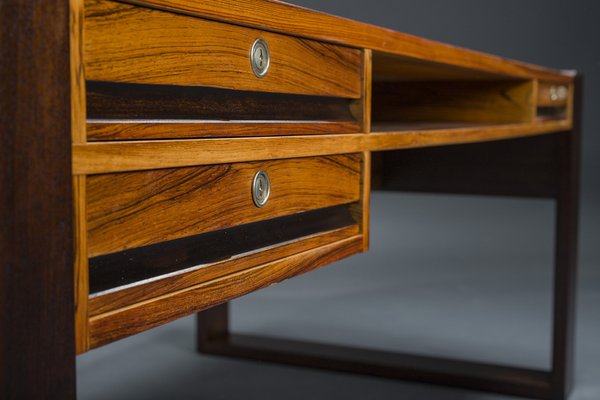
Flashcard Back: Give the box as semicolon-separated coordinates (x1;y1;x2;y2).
0;1;76;397
120;0;572;82
87;155;361;256
89;224;359;315
89;205;357;294
70;0;90;354
73;119;572;175
73;176;90;353
85;0;362;98
89;235;363;348
372;80;535;125
86;81;358;122
87;121;361;140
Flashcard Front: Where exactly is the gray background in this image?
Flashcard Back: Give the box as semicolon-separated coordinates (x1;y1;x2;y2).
78;1;599;399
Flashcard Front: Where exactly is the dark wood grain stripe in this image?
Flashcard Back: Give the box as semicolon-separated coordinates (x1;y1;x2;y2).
86;81;359;140
89;205;356;295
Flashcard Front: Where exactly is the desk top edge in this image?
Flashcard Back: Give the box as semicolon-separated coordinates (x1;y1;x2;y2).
121;0;574;83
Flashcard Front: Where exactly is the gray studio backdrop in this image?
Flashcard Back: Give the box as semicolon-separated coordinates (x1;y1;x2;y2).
78;2;600;399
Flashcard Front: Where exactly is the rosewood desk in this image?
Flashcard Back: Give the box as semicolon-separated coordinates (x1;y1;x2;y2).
1;1;580;399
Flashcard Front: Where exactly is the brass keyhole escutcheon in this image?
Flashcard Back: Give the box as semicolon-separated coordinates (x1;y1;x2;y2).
251;39;270;78
252;170;271;208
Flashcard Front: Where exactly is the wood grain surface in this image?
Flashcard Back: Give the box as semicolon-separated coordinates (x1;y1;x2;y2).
85;0;361;98
89;235;363;348
87;155;361;257
87;121;361;140
89;205;356;294
86;81;357;122
1;0;76;396
73;119;572;175
89;224;359;315
372;80;535;125
70;0;90;354
73;175;90;354
119;0;572;82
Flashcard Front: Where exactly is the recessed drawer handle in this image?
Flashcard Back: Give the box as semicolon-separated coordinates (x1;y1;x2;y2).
252;170;271;208
251;38;270;78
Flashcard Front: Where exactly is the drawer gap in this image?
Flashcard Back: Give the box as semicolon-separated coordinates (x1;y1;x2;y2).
86;81;360;139
88;205;357;296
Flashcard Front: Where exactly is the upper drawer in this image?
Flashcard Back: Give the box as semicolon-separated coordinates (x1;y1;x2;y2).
84;0;362;98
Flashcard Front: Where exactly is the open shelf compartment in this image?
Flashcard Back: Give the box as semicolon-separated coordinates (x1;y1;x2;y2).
370;51;537;133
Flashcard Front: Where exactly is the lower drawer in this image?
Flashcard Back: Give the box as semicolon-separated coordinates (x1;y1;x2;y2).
84;154;366;348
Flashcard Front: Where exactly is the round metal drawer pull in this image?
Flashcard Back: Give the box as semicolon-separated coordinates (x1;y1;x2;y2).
252;170;271;208
251;38;270;78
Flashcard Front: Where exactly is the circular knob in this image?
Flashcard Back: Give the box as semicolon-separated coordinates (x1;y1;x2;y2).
251;39;270;78
252;170;271;208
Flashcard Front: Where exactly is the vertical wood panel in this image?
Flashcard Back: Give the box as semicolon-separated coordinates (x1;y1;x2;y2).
73;176;89;354
70;0;90;355
0;0;76;397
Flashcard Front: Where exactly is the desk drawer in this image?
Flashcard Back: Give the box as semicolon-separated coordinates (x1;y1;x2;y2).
536;81;571;121
87;154;361;258
86;153;365;347
84;0;361;98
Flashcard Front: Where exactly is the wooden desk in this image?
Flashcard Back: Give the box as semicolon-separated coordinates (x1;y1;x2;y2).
1;1;580;399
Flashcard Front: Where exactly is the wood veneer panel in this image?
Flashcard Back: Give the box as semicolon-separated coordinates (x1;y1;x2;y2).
89;235;363;348
372;52;510;82
1;0;76;396
70;0;90;354
87;121;361;140
86;81;357;121
73;176;90;354
119;0;572;82
89;222;359;315
84;0;361;98
73;119;573;175
87;155;361;257
372;80;535;125
89;205;356;294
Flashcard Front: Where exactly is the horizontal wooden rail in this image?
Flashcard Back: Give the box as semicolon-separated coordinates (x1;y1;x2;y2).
74;119;572;174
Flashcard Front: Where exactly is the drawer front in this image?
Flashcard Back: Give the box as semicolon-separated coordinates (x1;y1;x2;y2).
87;154;361;257
84;0;362;98
537;81;570;107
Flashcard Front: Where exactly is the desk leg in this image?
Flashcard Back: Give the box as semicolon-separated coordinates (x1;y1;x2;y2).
197;80;581;400
550;79;581;399
0;1;76;398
